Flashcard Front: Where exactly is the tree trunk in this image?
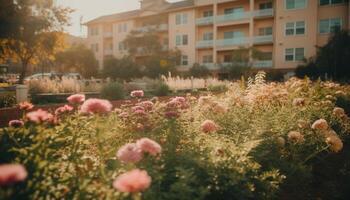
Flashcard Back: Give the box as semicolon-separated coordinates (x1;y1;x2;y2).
18;60;28;84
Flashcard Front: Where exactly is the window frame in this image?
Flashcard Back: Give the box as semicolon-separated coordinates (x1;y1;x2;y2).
175;34;189;46
285;21;306;36
203;32;214;41
181;55;189;66
175;13;188;25
284;47;305;62
319;0;345;6
318;17;342;34
203;55;213;63
285;0;308;10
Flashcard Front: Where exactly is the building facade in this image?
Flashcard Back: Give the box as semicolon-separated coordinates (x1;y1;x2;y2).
85;0;349;72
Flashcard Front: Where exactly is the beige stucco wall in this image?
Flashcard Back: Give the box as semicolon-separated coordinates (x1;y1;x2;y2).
87;24;104;69
274;0;318;69
112;20;134;59
168;9;196;68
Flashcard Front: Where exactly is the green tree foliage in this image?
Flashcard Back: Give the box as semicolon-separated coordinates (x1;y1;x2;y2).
295;30;350;81
0;0;72;83
102;56;142;80
189;63;211;78
55;45;99;78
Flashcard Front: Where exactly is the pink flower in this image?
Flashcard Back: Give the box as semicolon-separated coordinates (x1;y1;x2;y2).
80;99;112;114
0;164;27;186
201;120;218;133
55;105;73;115
130;90;144;98
18;101;33;110
67;94;85;104
113;169;151;193
118;112;129;118
136;138;162;156
131;105;145;112
117;143;143;163
311;119;329;131
139;101;154;110
167;96;188;109
133;109;146;116
8;120;24;128
26;109;54;123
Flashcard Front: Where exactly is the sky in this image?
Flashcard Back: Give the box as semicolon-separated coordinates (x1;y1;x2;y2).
56;0;182;37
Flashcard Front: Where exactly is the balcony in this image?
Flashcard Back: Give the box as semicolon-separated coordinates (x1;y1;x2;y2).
253;8;274;18
252;60;273;68
134;24;168;33
216;37;250;48
216;12;251;24
221;62;249;67
196;40;213;49
196;16;214;26
104;32;113;38
253;35;273;45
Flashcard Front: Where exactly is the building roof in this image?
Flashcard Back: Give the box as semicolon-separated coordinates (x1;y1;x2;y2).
84;0;194;25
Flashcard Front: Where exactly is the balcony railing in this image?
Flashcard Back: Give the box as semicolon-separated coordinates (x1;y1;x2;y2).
253;35;273;44
216;12;251;23
196;40;214;48
134;24;168;33
216;37;250;47
253;8;274;18
104;32;113;38
252;60;273;68
196;16;214;26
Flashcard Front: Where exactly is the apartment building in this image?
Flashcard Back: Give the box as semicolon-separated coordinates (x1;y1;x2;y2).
85;0;349;73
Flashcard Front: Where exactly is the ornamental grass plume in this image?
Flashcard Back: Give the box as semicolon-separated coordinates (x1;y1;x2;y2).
113;169;151;193
333;107;346;118
288;131;304;143
80;99;112;114
67;94;85;104
130;90;144;98
326;135;343;153
26;109;53;124
201;120;218;133
55;105;74;115
117;143;143;163
136;138;162;156
0;164;27;186
18;101;33;110
292;98;305;106
8;120;24;128
311;119;329;131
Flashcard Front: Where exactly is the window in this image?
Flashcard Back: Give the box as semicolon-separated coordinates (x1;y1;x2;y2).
259;2;273;9
319;18;342;34
203;32;213;41
118;42;127;51
320;0;345;6
285;48;304;61
285;21;305;35
259;27;273;36
118;23;128;33
203;10;213;17
90;27;99;36
176;35;188;46
224;31;244;39
224;7;244;15
285;0;307;10
181;55;189;66
176;13;188;25
203;55;213;63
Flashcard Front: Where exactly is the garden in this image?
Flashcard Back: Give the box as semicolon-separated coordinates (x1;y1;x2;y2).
1;73;350;200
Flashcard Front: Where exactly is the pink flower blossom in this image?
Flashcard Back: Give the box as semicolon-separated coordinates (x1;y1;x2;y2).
130;90;144;98
167;96;188;109
55;105;73;115
113;169;151;193
136;138;162;156
8;120;24;128
131;106;145;112
311;119;329;131
133;109;146;116
26;109;54;123
117;143;143;163
18;101;33;110
118;112;129;119
201;120;218;133
139;101;154;110
0;164;27;186
80;99;112;114
67;94;85;104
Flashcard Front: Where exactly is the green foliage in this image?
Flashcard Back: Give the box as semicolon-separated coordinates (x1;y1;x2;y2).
102;56;141;80
190;63;211;78
0;92;15;108
151;81;170;96
100;82;125;100
207;84;228;93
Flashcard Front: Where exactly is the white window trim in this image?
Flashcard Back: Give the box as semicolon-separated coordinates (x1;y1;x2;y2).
176;34;188;46
318;17;342;35
175;13;188;25
181;55;189;66
285;0;308;10
284;48;305;62
284;21;306;36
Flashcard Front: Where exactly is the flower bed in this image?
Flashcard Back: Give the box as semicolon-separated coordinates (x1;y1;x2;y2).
1;76;350;199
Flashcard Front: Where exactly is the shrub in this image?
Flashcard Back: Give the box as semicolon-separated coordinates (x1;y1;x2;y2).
190;63;211;78
100;82;125;100
0;92;16;108
207;84;228;93
151;81;170;96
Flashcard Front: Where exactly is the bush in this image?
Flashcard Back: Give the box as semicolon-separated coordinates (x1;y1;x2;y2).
207;84;228;93
190;63;211;78
0;92;16;108
151;81;170;96
100;82;125;100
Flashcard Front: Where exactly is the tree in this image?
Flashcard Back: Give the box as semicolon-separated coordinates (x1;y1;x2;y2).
0;0;71;83
189;63;211;78
295;30;350;81
123;30;180;78
55;45;99;78
102;56;141;81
